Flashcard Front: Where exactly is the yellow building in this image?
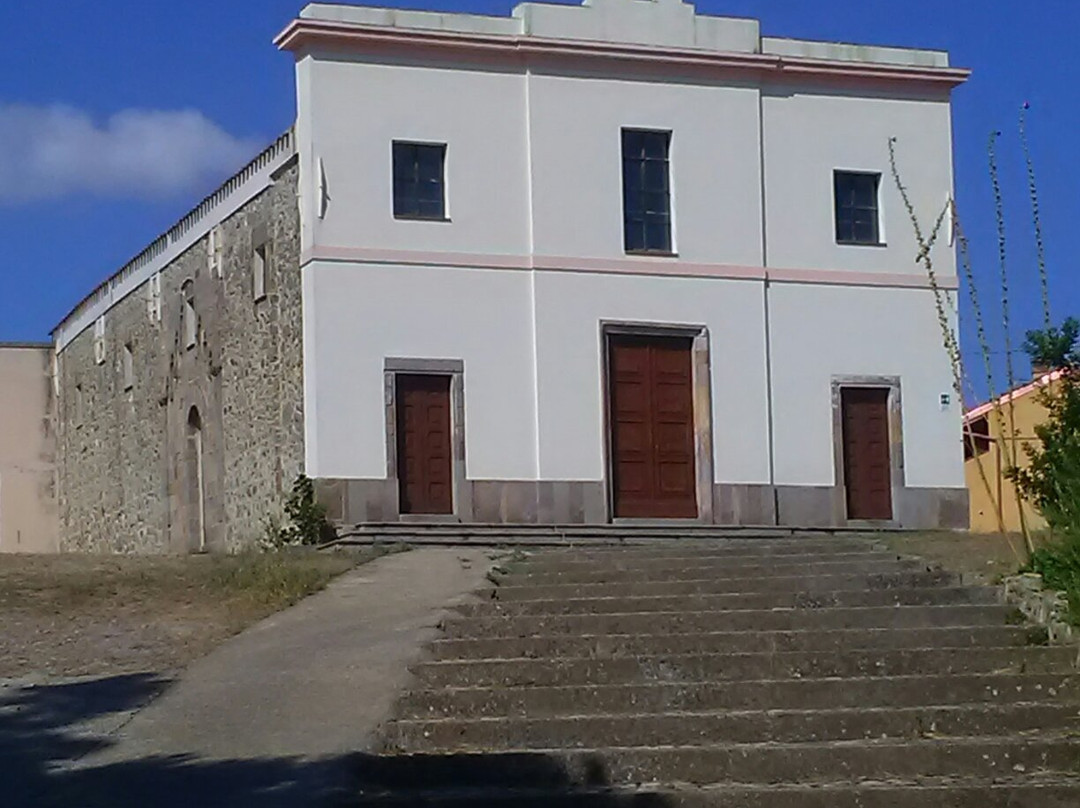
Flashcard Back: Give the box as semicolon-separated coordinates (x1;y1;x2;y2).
963;371;1062;533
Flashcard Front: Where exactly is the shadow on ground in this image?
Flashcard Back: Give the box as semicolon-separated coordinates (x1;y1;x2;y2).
1;674;668;807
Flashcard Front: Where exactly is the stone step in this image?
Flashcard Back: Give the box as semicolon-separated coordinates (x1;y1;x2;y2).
470;586;999;617
349;779;1080;807
508;558;930;586
398;673;1080;719
509;546;898;566
426;626;1048;662
508;548;896;572
491;570;960;600
440;605;1014;639
332;526;874;547
412;647;1075;689
347;737;1080;789
384;702;1080;752
528;538;884;557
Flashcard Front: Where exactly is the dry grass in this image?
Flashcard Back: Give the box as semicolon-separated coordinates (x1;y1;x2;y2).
0;547;393;680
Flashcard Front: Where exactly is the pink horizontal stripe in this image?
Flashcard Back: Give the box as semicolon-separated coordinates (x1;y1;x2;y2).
311;244;531;270
275;20;969;90
535;254;767;280
303;245;956;290
768;267;959;290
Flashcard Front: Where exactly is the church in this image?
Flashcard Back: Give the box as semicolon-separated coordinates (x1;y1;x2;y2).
49;0;970;552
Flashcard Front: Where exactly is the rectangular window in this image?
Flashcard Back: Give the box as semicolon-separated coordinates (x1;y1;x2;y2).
208;226;224;278
392;142;446;220
622;129;672;254
183;285;197;350
75;384;84;428
253;244;267;302
146;273;162;323
122;343;134;391
834;171;881;245
93;316;106;365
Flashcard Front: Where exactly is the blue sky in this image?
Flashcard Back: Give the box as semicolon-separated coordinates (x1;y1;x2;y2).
1;0;1076;403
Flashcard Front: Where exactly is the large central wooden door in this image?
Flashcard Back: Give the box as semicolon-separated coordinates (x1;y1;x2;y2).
608;335;698;519
396;374;453;515
841;386;893;521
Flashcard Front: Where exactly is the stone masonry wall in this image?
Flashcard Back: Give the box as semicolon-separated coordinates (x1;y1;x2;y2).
56;161;303;553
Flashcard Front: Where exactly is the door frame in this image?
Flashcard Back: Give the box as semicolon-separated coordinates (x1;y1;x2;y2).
831;375;905;527
384;358;470;522
600;321;714;525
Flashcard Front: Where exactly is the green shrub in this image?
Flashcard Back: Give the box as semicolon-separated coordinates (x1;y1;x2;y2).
261;475;337;550
1009;377;1080;533
1009;321;1080;623
1025;536;1080;624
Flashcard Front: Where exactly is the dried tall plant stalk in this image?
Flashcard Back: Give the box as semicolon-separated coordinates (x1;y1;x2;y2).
889;138;1017;553
1019;102;1051;330
953;213;1008;536
988;131;1034;556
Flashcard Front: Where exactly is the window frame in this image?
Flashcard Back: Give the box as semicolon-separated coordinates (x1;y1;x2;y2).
391;141;448;222
621;128;674;256
833;170;884;247
182;281;198;351
253;243;267;303
122;343;134;392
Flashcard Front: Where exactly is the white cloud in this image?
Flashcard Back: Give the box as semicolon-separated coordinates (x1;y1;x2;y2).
0;104;261;203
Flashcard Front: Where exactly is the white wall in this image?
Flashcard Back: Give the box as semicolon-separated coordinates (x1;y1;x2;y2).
762;86;955;275
303;262;772;485
303;261;537;480
297;55;531;257
296;51;766;266
532;270;770;483
769;282;963;489
294;19;963;498
527;71;763;265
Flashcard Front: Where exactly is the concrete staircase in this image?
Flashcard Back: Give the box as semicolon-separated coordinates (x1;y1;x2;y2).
354;537;1080;806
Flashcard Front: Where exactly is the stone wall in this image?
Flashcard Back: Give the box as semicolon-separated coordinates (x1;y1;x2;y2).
56;161;303;553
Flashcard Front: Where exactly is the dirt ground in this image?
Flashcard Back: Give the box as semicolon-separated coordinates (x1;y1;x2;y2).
0;549;380;680
881;531;1040;585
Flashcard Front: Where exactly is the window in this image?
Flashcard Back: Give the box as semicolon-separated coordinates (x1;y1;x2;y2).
622;129;672;254
122;343;134;392
834;171;881;245
93;316;106;365
146;272;162;324
964;415;991;460
392;142;446;220
75;384;84;428
183;282;197;350
208;226;224;278
253;243;267;302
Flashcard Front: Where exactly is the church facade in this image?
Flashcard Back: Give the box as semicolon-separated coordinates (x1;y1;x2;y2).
51;0;970;552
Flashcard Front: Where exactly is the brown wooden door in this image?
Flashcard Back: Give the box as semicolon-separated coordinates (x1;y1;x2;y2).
396;374;453;515
609;335;697;519
841;387;893;521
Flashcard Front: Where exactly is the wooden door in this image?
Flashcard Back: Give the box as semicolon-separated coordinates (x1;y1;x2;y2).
841;387;893;521
396;374;453;515
609;335;697;519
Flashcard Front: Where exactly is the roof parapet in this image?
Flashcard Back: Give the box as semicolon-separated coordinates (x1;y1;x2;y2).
53;129;297;351
284;0;962;76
